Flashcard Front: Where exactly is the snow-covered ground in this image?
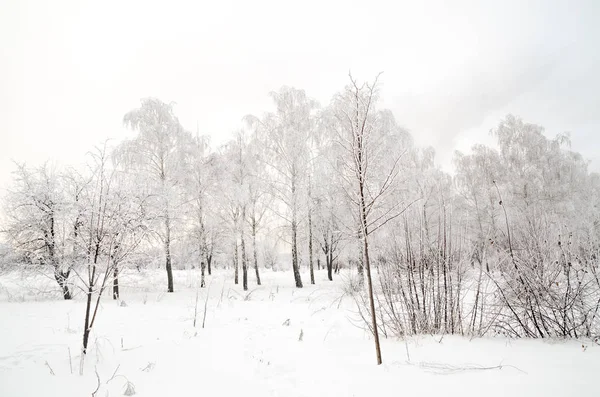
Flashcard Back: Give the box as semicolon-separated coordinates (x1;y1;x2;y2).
0;268;598;396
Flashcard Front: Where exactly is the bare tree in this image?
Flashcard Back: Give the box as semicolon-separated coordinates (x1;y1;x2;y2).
75;145;145;374
332;74;412;365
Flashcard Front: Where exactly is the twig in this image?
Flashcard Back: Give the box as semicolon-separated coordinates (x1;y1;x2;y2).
228;288;242;300
193;285;200;328
328;292;347;310
68;347;73;374
311;307;327;316
244;289;257;301
45;360;55;376
202;281;212;329
411;361;528;375
140;362;155;372
218;280;225;307
107;364;121;383
91;366;101;397
323;324;335;342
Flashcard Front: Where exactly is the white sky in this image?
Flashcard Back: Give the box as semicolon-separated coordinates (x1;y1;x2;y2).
1;0;599;189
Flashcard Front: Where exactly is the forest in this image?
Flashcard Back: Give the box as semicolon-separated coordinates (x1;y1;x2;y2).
2;75;600;371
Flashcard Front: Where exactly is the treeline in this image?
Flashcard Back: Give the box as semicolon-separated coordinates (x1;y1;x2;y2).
2;75;599;343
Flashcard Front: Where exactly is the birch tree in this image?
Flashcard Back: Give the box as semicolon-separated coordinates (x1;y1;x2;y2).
245;87;318;288
245;136;272;286
216;132;250;288
312;112;345;281
119;98;188;293
183;131;215;287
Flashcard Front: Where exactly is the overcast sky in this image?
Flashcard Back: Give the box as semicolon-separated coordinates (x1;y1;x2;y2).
1;0;599;190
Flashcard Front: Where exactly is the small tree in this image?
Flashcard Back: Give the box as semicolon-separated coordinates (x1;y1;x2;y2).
76;145;145;374
332;74;411;365
182;130;215;287
243;126;274;286
214;136;243;286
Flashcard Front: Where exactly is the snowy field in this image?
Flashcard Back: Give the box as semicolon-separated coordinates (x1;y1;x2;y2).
0;268;598;397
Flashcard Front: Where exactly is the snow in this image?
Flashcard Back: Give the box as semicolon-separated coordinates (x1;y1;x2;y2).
0;268;598;396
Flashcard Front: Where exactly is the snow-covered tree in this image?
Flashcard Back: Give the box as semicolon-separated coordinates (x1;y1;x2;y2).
245;87;318;288
330;74;413;365
2;162;74;299
118;98;190;293
181;131;217;287
76;144;146;374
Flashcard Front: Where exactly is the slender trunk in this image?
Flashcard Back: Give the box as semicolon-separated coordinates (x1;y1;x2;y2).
81;258;109;375
81;242;100;376
252;222;261;286
323;236;333;281
291;173;303;288
241;212;249;291
200;261;206;288
327;251;333;281
233;240;239;285
112;242;120;300
357;231;365;285
359;174;381;363
200;222;207;288
361;213;382;365
49;211;72;300
472;258;483;334
292;219;303;288
442;203;448;331
82;287;92;351
308;209;315;285
54;268;72;300
200;233;206;289
165;213;174;293
207;251;212;275
113;267;119;300
80;284;93;375
200;212;207;288
435;215;442;331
